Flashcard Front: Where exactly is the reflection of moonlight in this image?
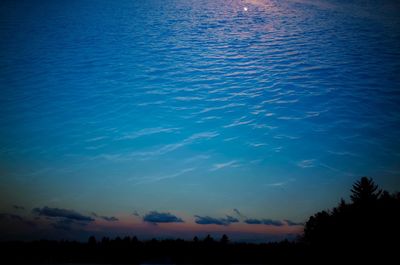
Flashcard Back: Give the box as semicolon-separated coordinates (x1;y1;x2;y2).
243;7;248;11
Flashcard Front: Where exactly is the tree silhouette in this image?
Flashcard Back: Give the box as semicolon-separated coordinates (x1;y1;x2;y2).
220;234;229;244
350;177;381;204
88;235;97;246
303;176;400;263
203;234;214;243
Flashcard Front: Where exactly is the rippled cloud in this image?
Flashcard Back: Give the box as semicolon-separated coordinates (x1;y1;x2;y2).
174;96;204;101
223;116;254;128
197;103;245;114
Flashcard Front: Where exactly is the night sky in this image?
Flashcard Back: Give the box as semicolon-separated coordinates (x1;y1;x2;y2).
1;0;400;242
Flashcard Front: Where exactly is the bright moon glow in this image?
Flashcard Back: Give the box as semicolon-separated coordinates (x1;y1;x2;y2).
244;7;248;11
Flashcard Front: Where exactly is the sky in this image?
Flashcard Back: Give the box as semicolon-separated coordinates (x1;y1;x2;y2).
0;0;400;242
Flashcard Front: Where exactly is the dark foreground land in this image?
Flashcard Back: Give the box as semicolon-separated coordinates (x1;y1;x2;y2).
1;177;399;264
0;235;398;264
2;238;305;264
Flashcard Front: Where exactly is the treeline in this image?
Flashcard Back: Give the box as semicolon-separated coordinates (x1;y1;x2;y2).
1;236;305;264
1;177;399;264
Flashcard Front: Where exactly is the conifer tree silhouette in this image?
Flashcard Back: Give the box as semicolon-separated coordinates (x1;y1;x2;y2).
350;176;381;204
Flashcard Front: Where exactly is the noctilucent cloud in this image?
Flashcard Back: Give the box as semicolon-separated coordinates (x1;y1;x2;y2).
1;0;399;242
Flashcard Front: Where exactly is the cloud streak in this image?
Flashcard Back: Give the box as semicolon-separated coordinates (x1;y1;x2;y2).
198;103;245;114
131;167;195;185
297;159;317;168
210;160;240;171
96;131;219;161
132;131;219;157
119;127;180;140
223;116;255;128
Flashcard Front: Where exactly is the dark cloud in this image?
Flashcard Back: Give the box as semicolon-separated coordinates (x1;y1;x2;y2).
194;215;239;226
244;218;263;224
233;208;246;218
52;223;71;231
101;216;118;222
143;211;183;224
51;218;89;231
13;205;25;210
92;212;119;222
52;219;73;231
28;207;117;234
263;219;284;226
225;215;239;223
0;213;36;227
244;218;284;226
284;219;304;226
32;207;94;222
132;210;141;217
195;216;225;225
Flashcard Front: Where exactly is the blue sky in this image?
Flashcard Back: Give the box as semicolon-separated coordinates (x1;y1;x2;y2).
1;0;400;241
